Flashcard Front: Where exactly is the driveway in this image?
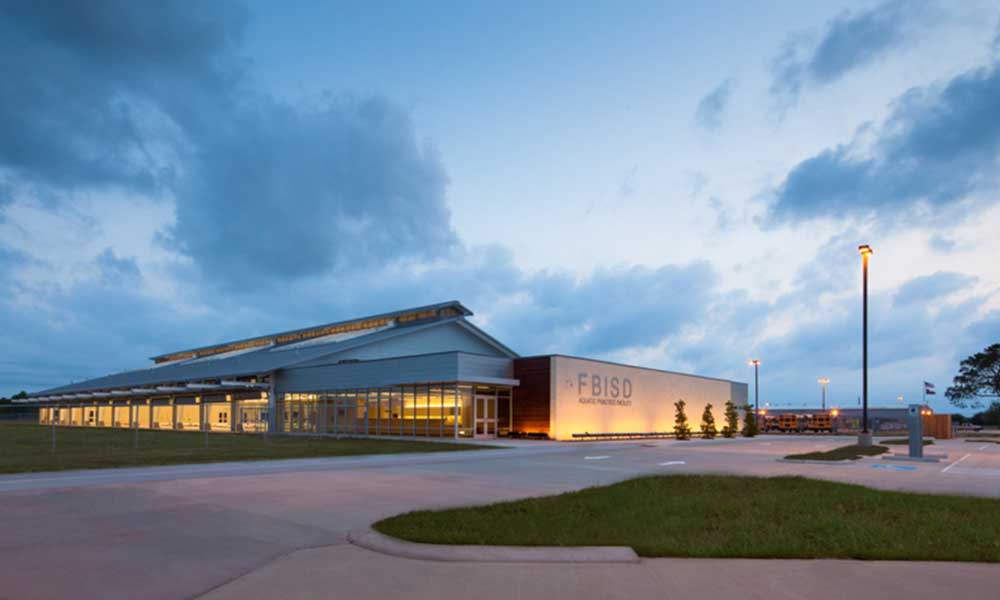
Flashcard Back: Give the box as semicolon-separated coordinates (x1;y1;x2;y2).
1;436;997;599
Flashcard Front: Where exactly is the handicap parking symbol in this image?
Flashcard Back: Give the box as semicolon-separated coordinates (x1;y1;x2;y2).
872;463;917;471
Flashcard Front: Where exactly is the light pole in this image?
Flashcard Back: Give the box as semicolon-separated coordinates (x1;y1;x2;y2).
748;359;761;422
817;377;829;411
858;244;873;447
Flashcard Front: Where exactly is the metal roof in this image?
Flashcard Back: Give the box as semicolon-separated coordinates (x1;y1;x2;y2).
30;304;503;397
150;300;472;362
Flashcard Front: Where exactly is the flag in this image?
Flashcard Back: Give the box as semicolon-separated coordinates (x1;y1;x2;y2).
924;381;936;395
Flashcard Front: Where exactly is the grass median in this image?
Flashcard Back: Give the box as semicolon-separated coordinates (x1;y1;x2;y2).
0;423;492;474
784;444;888;461
375;474;1000;561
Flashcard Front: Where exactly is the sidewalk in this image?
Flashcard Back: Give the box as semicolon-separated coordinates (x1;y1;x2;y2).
198;542;1000;600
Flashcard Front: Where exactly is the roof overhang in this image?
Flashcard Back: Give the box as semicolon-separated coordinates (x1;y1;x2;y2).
220;380;268;389
453;319;519;358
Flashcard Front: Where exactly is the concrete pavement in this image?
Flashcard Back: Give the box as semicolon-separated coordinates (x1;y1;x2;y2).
1;435;999;599
199;543;1000;600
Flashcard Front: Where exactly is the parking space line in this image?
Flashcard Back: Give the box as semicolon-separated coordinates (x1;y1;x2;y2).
979;444;990;451
659;461;686;466
584;455;610;460
946;466;1000;477
941;453;971;473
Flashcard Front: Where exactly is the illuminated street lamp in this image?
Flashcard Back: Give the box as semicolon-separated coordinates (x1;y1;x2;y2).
858;244;873;447
817;377;830;411
747;359;761;421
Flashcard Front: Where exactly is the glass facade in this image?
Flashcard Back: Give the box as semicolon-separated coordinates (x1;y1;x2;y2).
458;385;474;437
38;392;272;433
278;383;512;438
37;384;514;440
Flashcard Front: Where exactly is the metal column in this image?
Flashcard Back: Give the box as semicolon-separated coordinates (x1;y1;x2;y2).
267;373;278;434
862;251;869;434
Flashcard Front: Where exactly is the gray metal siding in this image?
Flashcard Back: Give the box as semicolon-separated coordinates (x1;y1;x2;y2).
278;353;460;392
730;382;749;406
304;322;505;363
277;352;516;393
457;353;514;381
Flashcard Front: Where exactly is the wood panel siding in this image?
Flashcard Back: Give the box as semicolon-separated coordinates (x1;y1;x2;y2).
922;414;953;439
512;357;552;435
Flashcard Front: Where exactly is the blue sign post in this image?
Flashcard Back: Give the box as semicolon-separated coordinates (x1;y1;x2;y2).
908;404;923;459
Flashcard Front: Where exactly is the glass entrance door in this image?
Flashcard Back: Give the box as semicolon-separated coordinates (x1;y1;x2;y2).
474;394;497;438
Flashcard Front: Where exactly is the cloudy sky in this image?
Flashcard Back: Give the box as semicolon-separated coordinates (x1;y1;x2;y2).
2;0;999;411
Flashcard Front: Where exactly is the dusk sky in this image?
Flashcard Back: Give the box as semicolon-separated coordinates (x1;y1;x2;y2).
2;0;999;412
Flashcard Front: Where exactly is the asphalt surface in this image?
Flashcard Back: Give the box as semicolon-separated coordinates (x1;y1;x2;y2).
1;435;998;599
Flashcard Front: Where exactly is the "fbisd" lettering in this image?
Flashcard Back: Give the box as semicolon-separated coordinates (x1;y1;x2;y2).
578;372;632;398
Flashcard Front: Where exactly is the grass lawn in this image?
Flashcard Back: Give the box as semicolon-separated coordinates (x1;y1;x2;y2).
882;438;934;445
374;475;1000;561
0;423;491;474
784;444;888;461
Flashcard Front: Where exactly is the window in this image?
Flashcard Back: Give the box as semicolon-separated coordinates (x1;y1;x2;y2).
218;412;228;424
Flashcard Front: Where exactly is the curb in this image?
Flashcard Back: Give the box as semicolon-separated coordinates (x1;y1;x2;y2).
882;454;947;463
776;458;856;465
347;529;640;564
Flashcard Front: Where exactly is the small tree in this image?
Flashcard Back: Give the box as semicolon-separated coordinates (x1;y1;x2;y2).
722;400;739;438
946;344;1000;409
741;403;759;437
674;399;691;440
701;403;717;439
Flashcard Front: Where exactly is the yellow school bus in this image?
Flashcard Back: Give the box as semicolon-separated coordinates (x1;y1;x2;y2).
807;413;833;432
778;413;799;432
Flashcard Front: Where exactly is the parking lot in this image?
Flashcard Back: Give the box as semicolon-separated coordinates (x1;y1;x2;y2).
1;435;998;599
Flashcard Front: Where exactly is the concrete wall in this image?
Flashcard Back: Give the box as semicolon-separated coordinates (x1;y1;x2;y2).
549;356;747;441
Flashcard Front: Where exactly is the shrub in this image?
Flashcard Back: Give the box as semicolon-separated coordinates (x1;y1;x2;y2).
722;400;739;438
674;399;691;440
701;403;717;439
741;403;759;437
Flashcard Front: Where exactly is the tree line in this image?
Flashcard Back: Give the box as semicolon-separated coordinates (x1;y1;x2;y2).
946;343;1000;426
672;399;758;440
